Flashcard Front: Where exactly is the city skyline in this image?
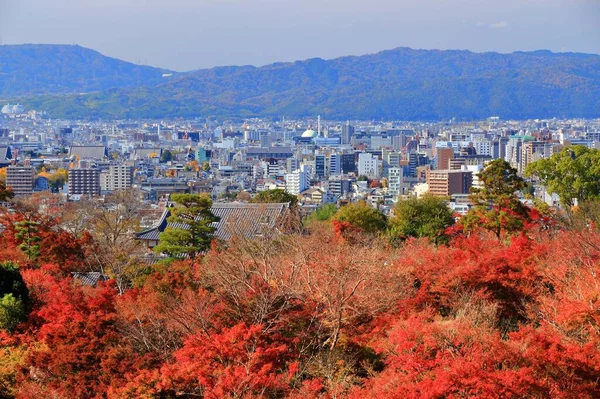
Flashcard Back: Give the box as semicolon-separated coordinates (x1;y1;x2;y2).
0;0;598;71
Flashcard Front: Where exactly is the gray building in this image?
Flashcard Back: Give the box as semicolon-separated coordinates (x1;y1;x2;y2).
68;168;101;196
6;166;34;196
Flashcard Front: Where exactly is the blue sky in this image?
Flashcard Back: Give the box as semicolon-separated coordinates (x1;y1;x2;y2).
0;0;598;71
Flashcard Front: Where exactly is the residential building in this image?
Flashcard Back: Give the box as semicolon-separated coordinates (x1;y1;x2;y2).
6;165;34;196
436;148;454;170
388;167;403;197
285;168;309;196
100;165;134;192
68;168;101;196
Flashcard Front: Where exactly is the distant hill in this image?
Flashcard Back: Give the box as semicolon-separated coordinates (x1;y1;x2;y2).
8;46;600;120
0;44;174;96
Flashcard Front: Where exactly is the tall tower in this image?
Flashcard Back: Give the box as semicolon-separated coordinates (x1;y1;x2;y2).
317;115;321;137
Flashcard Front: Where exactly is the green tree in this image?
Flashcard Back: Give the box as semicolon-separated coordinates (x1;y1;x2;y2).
160;150;173;163
14;220;42;261
461;159;528;239
525;146;600;209
0;295;26;332
154;194;219;260
389;194;455;245
251;189;298;206
0;262;29;331
304;203;338;225
333;201;387;234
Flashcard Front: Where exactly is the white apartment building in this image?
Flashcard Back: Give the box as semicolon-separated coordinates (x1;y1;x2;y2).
473;140;492;156
285;167;309;195
358;152;380;179
388;167;403;197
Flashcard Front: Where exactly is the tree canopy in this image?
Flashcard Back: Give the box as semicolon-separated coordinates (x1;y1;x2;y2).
525;145;600;208
0;262;28;331
389;194;455;245
154;194;219;260
461;159;529;239
251;189;298;206
333;201;387;235
0;179;14;202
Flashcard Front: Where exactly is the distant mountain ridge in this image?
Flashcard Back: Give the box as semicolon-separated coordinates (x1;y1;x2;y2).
2;44;600;120
0;44;174;96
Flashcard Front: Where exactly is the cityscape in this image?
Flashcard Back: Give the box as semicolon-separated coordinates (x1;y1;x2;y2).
1;0;600;397
1;110;598;218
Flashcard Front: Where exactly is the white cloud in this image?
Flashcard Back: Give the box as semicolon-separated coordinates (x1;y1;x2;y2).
490;21;510;29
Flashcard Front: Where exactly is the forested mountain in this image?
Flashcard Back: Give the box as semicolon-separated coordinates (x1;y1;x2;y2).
0;44;174;96
4;45;600;120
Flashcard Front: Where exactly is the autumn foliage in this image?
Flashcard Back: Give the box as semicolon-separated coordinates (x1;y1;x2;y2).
2;201;600;398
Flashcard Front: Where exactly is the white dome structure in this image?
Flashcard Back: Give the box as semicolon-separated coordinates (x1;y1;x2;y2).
301;129;317;138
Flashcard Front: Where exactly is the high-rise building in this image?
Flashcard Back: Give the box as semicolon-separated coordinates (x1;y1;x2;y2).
358;152;380;178
341;153;356;174
426;169;473;197
388;167;403;197
382;150;401;177
408;152;429;177
315;154;326;178
328;154;341;176
68;168;101;197
285;167;309;195
6;166;34;196
436;148;454;170
341;122;355;145
100;165;134;192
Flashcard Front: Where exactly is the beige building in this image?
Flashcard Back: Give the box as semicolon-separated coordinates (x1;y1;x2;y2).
427;169;473;197
100;165;134;192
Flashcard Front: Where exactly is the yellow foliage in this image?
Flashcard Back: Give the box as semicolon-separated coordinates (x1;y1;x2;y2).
0;168;6;183
0;343;28;397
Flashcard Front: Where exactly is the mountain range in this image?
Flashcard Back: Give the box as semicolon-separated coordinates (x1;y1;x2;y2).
2;44;599;120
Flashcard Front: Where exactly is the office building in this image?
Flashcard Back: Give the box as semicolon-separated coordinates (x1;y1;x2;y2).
328;154;341;176
315;154;326;178
341;153;356;174
341;122;355;145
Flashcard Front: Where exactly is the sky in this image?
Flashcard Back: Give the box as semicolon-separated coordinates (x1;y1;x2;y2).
0;0;598;71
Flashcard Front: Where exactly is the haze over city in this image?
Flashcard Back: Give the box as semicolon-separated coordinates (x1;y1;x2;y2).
1;0;599;70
